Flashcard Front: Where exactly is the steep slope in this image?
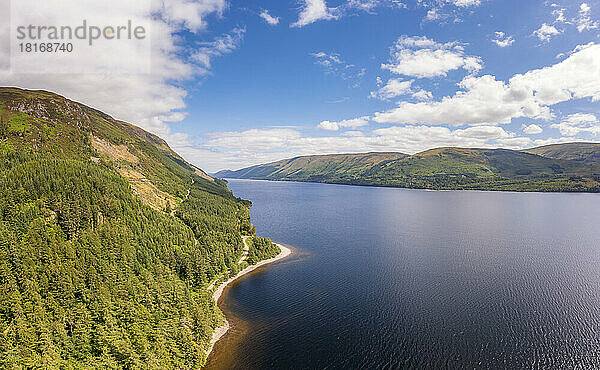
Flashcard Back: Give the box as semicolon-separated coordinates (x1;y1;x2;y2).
0;87;279;368
216;146;600;192
523;142;600;162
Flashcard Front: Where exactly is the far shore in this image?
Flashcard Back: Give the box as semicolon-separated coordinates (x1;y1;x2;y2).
205;243;292;360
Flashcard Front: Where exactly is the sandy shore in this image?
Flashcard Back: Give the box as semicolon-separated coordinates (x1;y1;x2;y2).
205;243;292;359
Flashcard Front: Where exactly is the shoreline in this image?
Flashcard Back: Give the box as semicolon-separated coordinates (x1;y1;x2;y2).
223;178;600;195
205;242;292;360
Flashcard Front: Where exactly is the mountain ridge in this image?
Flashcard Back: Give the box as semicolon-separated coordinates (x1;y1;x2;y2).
215;144;600;192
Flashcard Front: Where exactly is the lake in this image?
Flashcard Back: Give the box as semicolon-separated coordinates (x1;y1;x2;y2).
205;179;600;369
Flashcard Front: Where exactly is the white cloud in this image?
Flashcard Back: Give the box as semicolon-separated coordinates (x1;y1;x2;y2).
450;0;481;7
491;31;515;47
522;124;543;134
417;0;482;23
327;96;351;103
318;116;370;131
392;1;408;9
533;23;561;42
531;137;590;147
553;7;567;23
496;137;533;149
0;0;236;141
425;8;443;21
204;128;303;151
373;43;600;126
203;124;526;171
311;52;366;86
291;0;338;28
158;0;227;32
370;78;413;100
412;89;434;101
347;0;380;12
191;28;245;71
373;75;551;126
342;130;365;137
452;125;515;140
381;36;483;78
369;77;433;101
260;10;280;25
550;113;600;136
577;3;599;32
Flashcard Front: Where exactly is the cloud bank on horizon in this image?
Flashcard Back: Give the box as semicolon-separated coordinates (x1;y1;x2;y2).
1;0;600;172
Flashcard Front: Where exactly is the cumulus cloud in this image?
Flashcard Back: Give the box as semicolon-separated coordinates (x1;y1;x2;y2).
370;78;413;99
318;116;370;131
0;0;239;142
496;137;533;149
412;89;434;101
491;32;515;47
553;7;567;23
369;77;433;101
550;113;600;136
577;3;599;32
522;124;543;134
291;0;338;27
533;23;561;42
381;36;483;78
158;0;227;32
373;43;600;126
452;125;515;140
260;10;280;25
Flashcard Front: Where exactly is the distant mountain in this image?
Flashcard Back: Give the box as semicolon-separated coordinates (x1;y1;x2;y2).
523;142;600;162
0;87;278;368
216;144;600;192
216;152;408;182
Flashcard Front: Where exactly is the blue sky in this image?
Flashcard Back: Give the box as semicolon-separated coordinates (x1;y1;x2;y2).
3;0;600;171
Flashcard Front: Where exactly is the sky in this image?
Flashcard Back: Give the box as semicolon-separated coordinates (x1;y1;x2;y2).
2;0;600;172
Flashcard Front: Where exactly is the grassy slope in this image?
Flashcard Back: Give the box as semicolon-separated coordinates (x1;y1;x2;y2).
0;87;228;203
217;152;408;182
0;87;277;368
216;145;600;192
523;143;600;162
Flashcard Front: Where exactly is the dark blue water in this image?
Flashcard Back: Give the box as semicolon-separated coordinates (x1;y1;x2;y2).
205;179;600;369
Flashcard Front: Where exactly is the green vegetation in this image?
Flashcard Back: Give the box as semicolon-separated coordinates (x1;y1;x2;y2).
216;145;600;192
245;237;280;265
0;87;280;368
523;142;600;162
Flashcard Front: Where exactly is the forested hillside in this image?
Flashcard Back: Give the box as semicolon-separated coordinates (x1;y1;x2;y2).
0;87;279;368
216;144;600;192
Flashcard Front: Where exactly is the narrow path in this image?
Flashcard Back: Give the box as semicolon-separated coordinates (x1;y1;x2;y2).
171;179;194;217
185;179;193;200
238;236;250;264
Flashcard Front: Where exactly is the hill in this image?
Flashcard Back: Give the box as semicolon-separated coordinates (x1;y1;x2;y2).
216;152;408;183
215;144;600;192
523;142;600;162
0;87;279;368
